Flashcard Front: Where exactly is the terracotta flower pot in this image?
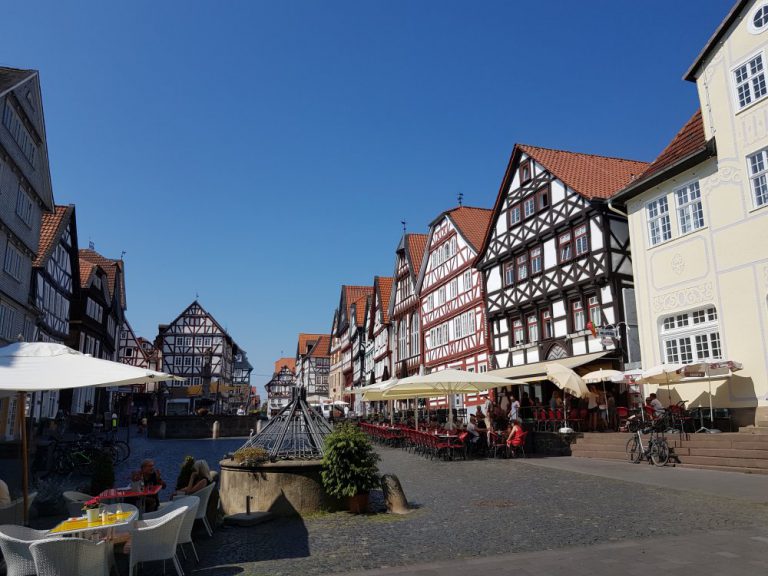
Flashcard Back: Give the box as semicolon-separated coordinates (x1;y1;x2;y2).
348;492;369;514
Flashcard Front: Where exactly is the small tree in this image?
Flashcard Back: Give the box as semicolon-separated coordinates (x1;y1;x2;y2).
321;422;380;498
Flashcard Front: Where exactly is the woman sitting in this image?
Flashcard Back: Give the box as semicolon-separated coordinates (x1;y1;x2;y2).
174;459;212;497
506;419;526;456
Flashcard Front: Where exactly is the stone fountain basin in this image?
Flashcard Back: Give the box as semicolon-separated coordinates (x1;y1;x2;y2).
219;458;342;517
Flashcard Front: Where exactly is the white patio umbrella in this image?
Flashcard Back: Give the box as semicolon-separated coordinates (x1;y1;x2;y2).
0;342;184;523
580;369;624;427
676;360;743;431
545;364;591;433
381;369;525;428
359;378;399;424
637;363;687;405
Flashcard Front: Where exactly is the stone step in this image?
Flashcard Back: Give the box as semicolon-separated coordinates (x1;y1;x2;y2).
567;450;628;461
739;426;768;434
676;455;768;469
671;447;768;459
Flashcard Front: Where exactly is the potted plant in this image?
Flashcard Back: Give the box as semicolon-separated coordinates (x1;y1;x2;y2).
321;422;380;513
82;498;101;522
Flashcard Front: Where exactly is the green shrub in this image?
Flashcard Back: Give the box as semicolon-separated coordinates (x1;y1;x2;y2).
175;456;195;490
321;423;380;498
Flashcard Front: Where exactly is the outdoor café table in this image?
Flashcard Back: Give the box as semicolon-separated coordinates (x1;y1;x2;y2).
48;509;138;538
99;485;162;513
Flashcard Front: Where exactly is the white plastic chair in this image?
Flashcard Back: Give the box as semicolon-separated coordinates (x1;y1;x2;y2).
128;505;187;576
0;524;49;576
144;496;200;563
191;482;215;537
0;493;37;526
62;491;93;518
30;537;109;576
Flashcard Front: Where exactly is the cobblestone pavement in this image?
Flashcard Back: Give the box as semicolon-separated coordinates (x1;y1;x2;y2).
113;434;768;576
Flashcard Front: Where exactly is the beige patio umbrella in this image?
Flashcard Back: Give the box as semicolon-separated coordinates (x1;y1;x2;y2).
637;363;687;405
0;342;184;524
381;369;526;428
545;363;591;433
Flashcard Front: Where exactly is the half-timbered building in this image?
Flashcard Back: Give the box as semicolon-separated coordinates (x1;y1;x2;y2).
369;276;394;383
157;300;242;414
266;358;295;417
295;333;331;397
478;145;647;388
0;67;55;441
64;248;126;414
29;204;80;421
418;206;493;408
389;234;427;378
328;285;373;402
232;350;253;412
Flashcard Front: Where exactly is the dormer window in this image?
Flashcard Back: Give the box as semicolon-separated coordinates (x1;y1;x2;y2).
519;159;532;183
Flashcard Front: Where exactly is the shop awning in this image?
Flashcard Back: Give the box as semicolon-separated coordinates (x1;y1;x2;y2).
488;351;611;382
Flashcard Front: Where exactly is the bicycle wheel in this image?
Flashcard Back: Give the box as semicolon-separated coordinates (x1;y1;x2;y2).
626;436;642;463
112;441;130;463
651;439;670;467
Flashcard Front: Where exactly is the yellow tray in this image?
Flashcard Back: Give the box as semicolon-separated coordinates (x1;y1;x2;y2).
49;511;134;533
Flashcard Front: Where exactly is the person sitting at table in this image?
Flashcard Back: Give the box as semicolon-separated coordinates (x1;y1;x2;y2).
649;393;666;417
134;459;166;512
465;415;481;450
174;460;212;498
506;419;526;456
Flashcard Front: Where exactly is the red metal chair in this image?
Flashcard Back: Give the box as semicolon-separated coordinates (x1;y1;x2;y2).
508;430;528;458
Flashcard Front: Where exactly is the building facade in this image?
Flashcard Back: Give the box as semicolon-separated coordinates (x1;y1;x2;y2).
611;0;768;426
266;358;296;417
418;206;493;408
295;333;331;397
477;144;647;394
328;285;372;402
0;68;55;440
389;234;427;378
369;276;393;383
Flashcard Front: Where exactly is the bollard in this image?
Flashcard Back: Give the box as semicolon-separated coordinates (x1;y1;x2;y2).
158;421;167;440
380;474;411;514
256;419;264;434
246;495;251;515
212;420;220;439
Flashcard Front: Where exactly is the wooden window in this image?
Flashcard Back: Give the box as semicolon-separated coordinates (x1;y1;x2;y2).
747;149;768;208
410;312;420;356
675;181;705;233
508;203;521;226
647;196;672;246
15;186;33;227
537;185;550;210
527;314;539;343
572;300;585;332
530;247;542;275
588;296;601;327
503;261;515;286
462;270;472;292
3;243;23;281
184;356;192;366
512;318;525;346
733;53;767;109
519;159;532;183
574;224;589;255
558;231;573;262
523;197;536;218
542;309;553;339
516;254;528;281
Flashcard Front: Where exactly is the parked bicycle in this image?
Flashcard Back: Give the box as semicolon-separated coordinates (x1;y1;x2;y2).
625;420;670;466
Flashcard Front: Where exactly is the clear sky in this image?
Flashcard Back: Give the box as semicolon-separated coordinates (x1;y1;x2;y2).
1;0;731;396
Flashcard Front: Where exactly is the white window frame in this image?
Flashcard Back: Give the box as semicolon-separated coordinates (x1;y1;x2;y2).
512;318;524;346
572;300;585;332
732;50;768;111
749;2;768;34
462;269;472;292
646;195;672;246
660;306;722;364
3;243;23;282
675;180;705;234
747;148;768;208
574;224;589;256
15;186;33;227
527;314;539;344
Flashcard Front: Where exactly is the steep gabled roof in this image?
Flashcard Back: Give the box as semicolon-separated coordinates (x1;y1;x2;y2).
307;334;331;358
79;260;96;288
343;285;373;327
518;144;649;200
445;206;493;253
34;205;73;267
161;300;232;341
611;110;715;204
79;249;126;310
406;234;428;277
274;357;296;373
351;294;370;327
376;276;393;324
297;333;325;357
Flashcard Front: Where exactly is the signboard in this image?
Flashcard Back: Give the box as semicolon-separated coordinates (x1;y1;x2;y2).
597;327;618;339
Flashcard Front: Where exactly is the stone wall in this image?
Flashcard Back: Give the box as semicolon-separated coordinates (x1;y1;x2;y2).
148;415;262;439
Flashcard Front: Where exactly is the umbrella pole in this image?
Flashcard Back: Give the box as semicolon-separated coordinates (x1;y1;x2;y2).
18;391;29;526
707;366;714;423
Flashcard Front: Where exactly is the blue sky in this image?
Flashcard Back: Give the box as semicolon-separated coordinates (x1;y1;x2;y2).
1;1;731;395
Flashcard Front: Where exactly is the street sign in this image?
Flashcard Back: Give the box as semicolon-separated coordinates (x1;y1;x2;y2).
601;337;614;347
597;327;618;338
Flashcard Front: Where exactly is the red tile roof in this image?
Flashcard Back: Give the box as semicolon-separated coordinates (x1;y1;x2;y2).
298;333;325;356
307;334;331;358
407;234;428;277
79;261;95;288
352;294;370;326
635;110;706;183
344;286;373;326
376;276;393;324
447;206;493;253
34;205;71;267
518;144;649;200
274;357;296;373
79;249;126;309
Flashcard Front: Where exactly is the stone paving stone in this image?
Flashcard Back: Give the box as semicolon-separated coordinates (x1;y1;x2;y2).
114;435;768;576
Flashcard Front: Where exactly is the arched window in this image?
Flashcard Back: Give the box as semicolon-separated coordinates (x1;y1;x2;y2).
410;312;420;356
